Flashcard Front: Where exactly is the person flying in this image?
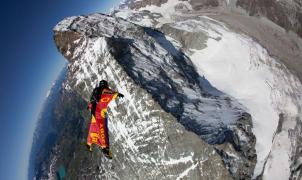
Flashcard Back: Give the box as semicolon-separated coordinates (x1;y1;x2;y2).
87;80;124;159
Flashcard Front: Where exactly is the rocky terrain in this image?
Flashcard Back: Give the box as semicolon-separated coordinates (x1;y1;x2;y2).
30;0;302;179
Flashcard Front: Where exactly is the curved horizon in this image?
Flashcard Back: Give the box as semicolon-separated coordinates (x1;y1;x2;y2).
0;1;122;180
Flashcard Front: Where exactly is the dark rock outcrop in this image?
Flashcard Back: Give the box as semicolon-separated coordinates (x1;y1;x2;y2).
236;0;302;38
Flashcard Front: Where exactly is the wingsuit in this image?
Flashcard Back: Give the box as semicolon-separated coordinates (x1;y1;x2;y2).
87;80;124;159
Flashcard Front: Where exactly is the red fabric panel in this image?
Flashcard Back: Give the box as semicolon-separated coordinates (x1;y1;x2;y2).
87;91;116;149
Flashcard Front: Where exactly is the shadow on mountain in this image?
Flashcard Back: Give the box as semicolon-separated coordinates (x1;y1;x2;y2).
107;26;240;145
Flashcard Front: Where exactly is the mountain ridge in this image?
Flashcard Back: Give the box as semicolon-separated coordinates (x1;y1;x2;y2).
30;0;302;179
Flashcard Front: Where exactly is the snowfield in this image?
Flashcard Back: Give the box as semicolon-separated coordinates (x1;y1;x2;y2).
184;17;302;178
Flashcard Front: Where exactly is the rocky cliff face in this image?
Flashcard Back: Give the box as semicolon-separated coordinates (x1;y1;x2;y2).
236;0;302;38
52;13;236;180
52;11;259;178
38;0;302;179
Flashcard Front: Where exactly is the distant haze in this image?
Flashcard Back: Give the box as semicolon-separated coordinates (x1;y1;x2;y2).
0;0;121;180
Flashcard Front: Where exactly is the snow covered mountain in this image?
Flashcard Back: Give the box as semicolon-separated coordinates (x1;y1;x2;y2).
34;0;302;179
53;13;241;180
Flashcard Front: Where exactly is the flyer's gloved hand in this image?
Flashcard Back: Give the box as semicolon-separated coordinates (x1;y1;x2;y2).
87;103;93;110
118;93;124;98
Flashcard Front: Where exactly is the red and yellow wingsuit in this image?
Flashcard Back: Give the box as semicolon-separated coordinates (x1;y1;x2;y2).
87;88;118;151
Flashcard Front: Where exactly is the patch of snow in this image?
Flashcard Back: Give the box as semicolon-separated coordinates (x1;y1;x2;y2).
114;9;132;19
64;83;71;91
53;16;77;31
171;18;222;39
176;162;198;180
47;155;57;180
160;152;194;165
262;129;291;180
139;0;192;26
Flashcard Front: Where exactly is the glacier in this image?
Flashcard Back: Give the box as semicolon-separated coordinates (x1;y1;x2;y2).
185;17;302;178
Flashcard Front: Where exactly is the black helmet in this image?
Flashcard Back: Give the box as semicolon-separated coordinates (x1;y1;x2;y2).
99;80;108;87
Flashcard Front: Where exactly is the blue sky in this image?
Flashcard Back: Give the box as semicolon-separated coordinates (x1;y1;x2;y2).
0;0;121;179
